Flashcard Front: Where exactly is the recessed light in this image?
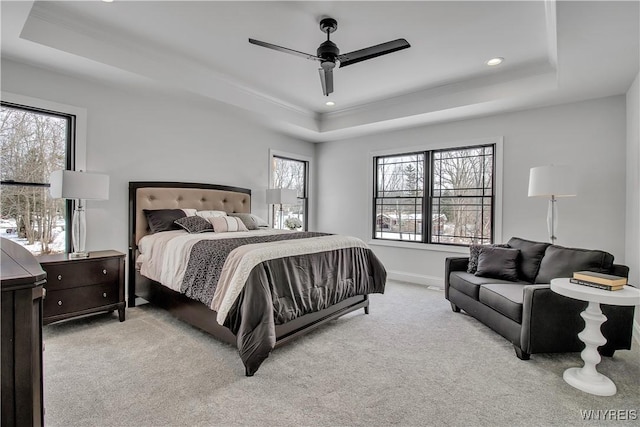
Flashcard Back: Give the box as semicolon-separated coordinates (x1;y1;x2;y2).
486;57;504;66
102;0;114;3
325;101;335;106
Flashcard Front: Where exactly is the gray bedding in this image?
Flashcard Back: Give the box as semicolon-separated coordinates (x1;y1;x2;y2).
181;232;387;375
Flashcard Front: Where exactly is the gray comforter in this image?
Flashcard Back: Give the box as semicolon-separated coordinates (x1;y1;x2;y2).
181;232;387;375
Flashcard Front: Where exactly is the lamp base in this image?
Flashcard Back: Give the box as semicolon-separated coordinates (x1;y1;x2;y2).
69;251;89;259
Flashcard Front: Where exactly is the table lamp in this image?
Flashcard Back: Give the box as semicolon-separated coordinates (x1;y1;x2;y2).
266;188;298;229
49;170;109;258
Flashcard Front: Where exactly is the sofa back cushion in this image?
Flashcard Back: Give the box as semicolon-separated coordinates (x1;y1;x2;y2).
535;245;615;284
507;237;550;282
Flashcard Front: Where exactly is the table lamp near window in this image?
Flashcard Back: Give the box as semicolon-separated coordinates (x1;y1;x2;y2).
49;170;109;258
528;165;576;244
266;188;298;229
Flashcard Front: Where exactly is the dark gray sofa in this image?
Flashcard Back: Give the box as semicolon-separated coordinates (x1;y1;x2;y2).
445;237;635;360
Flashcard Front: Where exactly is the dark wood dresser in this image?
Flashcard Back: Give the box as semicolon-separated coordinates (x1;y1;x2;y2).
1;238;46;427
37;250;126;324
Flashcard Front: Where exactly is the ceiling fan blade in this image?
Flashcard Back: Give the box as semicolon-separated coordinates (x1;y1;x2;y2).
249;38;321;61
337;38;410;67
318;67;334;96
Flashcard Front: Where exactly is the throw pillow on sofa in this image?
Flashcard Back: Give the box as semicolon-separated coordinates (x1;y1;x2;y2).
467;243;511;274
475;246;521;281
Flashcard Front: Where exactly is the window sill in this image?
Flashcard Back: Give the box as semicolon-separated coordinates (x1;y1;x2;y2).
367;239;469;254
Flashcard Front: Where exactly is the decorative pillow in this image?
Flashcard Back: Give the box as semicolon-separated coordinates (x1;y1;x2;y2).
251;214;270;228
143;209;187;234
174;216;214;233
196;210;228;220
209;216;249;233
475;246;520;281
229;213;259;230
467;243;510;274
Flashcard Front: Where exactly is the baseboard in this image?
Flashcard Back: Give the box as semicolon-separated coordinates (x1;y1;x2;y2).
387;270;443;288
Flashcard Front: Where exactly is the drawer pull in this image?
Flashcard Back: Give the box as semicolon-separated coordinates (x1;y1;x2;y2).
103;292;107;298
57;300;63;306
57;275;62;280
103;269;107;275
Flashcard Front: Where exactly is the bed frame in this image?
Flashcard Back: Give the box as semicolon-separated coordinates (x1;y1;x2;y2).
128;181;369;353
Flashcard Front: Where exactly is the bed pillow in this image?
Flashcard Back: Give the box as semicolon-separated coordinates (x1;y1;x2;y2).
196;210;228;220
229;213;269;229
144;209;188;234
475;246;520;281
467;243;511;273
209;216;249;233
174;216;214;233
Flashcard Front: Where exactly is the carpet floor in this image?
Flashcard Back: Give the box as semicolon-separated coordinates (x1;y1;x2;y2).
43;281;639;427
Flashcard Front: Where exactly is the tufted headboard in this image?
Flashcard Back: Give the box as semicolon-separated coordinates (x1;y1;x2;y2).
129;182;251;248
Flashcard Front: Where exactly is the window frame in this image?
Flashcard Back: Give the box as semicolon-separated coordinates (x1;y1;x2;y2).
369;137;503;250
268;149;311;231
0;92;87;255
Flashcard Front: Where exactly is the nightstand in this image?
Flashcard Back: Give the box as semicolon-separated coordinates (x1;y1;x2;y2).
37;250;125;324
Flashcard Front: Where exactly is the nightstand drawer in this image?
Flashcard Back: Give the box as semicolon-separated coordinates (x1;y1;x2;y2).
42;258;120;291
43;283;119;318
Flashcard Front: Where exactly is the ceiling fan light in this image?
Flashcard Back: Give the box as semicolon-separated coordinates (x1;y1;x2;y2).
486;57;504;66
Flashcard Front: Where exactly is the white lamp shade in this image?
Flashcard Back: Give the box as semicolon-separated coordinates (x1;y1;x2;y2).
266;188;298;205
49;170;110;200
528;165;577;198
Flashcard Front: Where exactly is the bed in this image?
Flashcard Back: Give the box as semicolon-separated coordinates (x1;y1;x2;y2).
128;181;386;375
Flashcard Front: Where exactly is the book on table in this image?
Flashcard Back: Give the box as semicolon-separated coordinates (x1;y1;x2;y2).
572;271;627;286
569;278;624;291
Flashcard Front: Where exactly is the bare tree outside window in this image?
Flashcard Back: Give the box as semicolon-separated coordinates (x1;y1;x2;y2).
374;153;424;241
271;155;308;230
374;144;494;246
431;146;494;244
0;103;71;255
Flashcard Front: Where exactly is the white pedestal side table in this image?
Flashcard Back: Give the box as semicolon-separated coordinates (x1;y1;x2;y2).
550;278;640;396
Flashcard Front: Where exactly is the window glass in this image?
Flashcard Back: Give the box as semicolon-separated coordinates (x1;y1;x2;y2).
374;153;424;241
271;155;308;230
431;146;494;244
0;103;72;255
373;144;494;246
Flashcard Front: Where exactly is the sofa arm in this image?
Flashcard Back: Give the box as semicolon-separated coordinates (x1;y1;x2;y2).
444;257;469;299
521;284;634;355
611;263;629;278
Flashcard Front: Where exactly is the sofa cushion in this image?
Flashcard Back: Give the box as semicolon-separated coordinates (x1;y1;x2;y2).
449;271;528;301
535;245;615;284
479;283;526;324
507;237;550;282
467;243;510;273
475;246;520;281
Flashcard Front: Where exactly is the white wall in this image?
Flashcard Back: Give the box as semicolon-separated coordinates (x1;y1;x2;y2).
1;59;314;257
317;96;628;286
625;71;640;335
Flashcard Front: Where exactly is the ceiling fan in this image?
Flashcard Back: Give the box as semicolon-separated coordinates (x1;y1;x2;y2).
249;18;410;96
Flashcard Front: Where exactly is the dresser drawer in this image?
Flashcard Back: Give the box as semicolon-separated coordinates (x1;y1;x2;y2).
43;283;119;318
42;258;120;291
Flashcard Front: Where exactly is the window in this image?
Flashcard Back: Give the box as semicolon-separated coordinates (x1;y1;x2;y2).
373;144;495;246
0;102;74;255
270;154;309;230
